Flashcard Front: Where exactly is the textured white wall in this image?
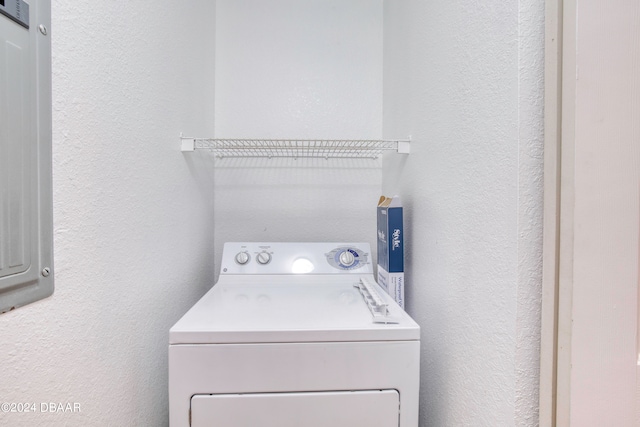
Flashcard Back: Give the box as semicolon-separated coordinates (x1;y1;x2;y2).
382;1;543;426
0;1;216;426
212;0;383;273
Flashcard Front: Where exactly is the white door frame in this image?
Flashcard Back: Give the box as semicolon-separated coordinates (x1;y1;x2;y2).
540;0;640;425
539;0;564;424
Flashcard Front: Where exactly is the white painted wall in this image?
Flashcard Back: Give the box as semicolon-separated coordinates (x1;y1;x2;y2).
382;1;544;426
0;1;216;426
212;0;383;273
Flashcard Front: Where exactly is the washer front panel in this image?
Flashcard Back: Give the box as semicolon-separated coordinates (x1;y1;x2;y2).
169;341;420;427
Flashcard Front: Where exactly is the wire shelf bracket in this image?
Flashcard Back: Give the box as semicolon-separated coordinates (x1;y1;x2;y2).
180;134;411;159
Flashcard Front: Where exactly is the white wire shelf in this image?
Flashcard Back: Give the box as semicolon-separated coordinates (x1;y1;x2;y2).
180;135;410;159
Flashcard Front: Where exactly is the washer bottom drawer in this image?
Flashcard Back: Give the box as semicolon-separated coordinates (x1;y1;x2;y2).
191;389;400;427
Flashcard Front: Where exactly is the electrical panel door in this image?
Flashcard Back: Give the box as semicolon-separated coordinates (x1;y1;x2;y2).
0;0;53;313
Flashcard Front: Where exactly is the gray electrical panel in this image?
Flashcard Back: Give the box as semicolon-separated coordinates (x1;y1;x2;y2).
0;0;53;314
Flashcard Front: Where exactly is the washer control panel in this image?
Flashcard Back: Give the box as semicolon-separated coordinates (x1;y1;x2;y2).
221;242;372;275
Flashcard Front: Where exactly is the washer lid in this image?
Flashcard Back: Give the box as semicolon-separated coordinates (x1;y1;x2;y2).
169;275;419;344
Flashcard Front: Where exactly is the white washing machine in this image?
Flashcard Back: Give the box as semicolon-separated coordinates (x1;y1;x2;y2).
169;242;420;427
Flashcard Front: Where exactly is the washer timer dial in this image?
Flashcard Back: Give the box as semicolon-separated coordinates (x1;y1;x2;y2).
339;250;356;267
326;247;368;270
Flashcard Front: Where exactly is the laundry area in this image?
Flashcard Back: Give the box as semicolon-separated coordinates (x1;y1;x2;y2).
0;1;545;426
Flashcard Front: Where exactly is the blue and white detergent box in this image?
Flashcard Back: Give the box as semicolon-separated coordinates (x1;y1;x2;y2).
377;195;404;308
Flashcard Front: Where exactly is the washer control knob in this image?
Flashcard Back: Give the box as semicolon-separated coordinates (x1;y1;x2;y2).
235;251;250;265
339;250;356;267
256;251;272;265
